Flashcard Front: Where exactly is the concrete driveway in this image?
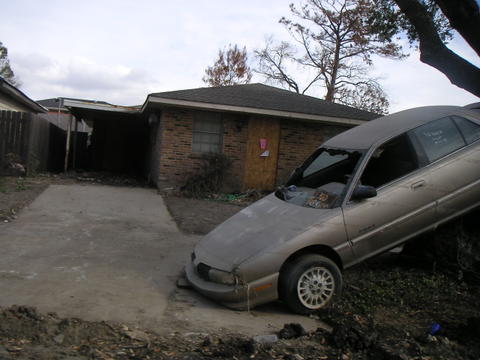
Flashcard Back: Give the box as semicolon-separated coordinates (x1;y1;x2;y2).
0;184;322;335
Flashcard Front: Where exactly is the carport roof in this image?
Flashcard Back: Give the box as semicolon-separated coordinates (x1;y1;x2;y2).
38;97;114;111
144;83;379;126
61;98;142;120
62;98;140;113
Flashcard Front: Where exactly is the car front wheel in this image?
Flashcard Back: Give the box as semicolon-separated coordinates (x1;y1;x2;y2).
280;254;342;314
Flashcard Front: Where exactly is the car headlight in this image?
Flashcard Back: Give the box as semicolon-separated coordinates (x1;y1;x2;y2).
208;268;236;285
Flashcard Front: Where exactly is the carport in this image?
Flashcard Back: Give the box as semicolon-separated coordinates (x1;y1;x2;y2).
64;99;150;177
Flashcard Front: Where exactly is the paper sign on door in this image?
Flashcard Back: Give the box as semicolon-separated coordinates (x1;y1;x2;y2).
259;138;267;150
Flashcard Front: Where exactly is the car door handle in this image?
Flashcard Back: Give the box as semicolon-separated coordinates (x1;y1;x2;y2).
411;180;426;190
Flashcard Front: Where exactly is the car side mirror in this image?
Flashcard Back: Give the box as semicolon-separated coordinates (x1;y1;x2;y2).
352;184;377;200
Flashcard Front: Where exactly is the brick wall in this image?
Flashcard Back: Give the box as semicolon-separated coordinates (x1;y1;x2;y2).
222;113;248;191
155;108;248;191
276;120;348;185
153;107;350;191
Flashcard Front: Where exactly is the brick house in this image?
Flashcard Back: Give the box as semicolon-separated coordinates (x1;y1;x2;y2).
56;83;378;191
141;84;378;191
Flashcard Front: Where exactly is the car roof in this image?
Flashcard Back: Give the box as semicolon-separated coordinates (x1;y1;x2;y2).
324;106;480;150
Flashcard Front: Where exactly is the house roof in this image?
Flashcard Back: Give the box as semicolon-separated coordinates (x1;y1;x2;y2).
145;83;379;126
0;77;47;113
324;106;480;150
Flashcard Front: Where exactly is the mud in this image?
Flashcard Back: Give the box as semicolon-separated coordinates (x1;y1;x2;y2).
163;195;247;235
1;304;479;360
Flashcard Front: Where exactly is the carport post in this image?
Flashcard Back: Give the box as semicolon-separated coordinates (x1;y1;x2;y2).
72;117;78;170
64;114;72;172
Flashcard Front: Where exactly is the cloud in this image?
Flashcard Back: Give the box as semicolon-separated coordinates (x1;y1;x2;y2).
3;0;478;112
12;53;162;105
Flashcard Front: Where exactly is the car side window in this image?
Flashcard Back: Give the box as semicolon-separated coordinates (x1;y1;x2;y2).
452;116;480;145
411;117;466;163
360;133;419;189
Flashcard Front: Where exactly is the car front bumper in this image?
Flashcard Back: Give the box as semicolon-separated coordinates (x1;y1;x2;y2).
185;261;279;310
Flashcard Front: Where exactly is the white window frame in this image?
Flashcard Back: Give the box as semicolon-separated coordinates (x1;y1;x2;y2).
192;111;223;154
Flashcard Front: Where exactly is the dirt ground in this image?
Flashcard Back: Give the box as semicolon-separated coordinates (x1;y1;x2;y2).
0;175;69;223
163;195;247;235
1;176;479;359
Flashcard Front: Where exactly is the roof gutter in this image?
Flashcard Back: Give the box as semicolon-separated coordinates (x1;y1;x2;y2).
143;95;366;126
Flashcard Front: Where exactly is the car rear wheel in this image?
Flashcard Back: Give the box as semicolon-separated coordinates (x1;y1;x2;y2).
280;254;342;314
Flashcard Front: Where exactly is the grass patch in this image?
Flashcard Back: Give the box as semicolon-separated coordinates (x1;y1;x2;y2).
15;177;27;191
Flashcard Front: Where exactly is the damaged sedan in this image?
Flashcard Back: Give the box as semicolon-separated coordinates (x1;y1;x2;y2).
186;106;480;314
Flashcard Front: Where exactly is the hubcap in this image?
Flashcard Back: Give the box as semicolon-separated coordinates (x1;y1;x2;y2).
297;266;335;309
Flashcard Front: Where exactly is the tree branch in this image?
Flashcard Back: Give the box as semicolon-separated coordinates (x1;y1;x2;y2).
434;0;480;57
393;0;480;97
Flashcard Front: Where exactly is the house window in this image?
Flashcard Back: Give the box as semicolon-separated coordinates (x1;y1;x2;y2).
192;112;223;153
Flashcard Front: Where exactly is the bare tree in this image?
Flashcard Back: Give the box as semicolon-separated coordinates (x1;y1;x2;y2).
0;41;20;87
336;79;390;114
203;44;252;87
255;0;404;113
255;37;322;94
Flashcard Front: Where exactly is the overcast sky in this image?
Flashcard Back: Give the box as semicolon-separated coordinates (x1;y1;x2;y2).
1;0;478;112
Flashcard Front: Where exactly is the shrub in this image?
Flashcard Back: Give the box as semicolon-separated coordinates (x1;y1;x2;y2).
181;154;232;197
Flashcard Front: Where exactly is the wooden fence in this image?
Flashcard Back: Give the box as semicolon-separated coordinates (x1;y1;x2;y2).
0;110;32;174
0;109;53;175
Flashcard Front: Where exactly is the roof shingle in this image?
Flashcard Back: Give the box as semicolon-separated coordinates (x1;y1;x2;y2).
150;83;379;121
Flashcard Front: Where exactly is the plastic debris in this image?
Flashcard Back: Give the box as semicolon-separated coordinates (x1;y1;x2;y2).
429;323;441;335
253;334;278;344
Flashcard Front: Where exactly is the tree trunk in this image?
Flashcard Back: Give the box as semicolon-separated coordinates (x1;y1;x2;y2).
393;0;480;98
325;39;342;102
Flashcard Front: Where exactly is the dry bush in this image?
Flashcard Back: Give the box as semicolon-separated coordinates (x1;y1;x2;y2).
181;154;232;198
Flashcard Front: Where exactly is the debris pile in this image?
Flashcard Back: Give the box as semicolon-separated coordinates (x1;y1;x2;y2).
2;153;26;176
70;171;149;187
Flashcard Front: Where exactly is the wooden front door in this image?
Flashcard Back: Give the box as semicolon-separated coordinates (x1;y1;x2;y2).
243;117;280;190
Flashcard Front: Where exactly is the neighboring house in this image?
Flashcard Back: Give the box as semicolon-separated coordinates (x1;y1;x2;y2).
37;98;94;133
58;83;378;191
0;77;48;175
0;76;46;113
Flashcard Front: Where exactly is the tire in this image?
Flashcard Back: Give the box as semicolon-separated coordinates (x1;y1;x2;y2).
280;254;343;314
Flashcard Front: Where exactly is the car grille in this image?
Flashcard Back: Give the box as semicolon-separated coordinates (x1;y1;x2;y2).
196;263;211;281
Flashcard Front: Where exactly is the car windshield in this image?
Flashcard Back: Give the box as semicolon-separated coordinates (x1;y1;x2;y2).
276;148;363;209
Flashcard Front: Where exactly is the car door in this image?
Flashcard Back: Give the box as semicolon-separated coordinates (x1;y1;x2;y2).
341;132;439;265
411;115;480;223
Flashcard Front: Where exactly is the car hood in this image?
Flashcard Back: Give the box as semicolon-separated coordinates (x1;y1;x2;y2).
194;193;337;271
